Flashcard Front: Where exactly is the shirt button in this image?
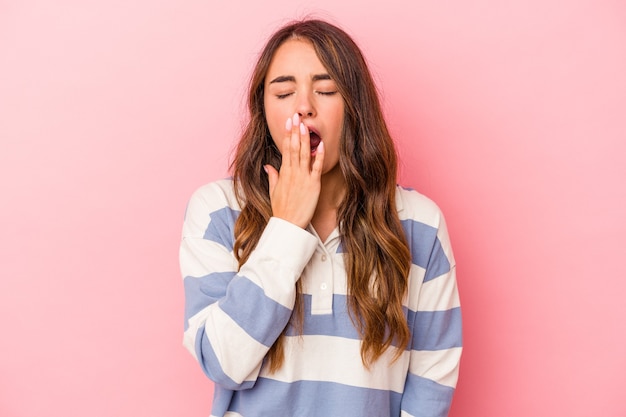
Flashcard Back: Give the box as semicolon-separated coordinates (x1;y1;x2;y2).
320;283;328;290
321;255;327;261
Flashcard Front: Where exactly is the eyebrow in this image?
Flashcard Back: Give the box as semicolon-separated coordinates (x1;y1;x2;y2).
312;73;332;81
268;73;332;84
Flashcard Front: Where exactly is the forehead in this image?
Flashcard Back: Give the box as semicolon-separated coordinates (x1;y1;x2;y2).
266;39;328;77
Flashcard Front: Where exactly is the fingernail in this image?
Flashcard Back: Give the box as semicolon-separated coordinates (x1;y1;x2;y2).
285;117;292;131
293;113;300;126
299;122;307;135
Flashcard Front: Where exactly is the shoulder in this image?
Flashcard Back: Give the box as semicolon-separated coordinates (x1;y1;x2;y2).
395;185;456;267
395;185;445;229
183;178;241;238
187;178;241;213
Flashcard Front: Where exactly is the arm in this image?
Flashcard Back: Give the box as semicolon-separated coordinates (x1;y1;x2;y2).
400;208;462;417
180;181;318;390
182;114;323;389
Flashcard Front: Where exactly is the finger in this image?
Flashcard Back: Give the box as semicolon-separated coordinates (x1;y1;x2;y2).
289;113;301;167
281;116;293;168
310;140;325;178
299;122;311;167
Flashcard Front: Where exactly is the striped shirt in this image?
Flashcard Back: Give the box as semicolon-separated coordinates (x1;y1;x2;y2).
180;178;461;417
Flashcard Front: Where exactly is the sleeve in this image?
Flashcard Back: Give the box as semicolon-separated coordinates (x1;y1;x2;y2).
400;208;462;417
180;182;318;390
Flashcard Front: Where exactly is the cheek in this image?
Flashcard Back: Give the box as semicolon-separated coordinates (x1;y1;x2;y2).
265;116;281;148
264;117;285;156
263;102;286;142
329;101;345;132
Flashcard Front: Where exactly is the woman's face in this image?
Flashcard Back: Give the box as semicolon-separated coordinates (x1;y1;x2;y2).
263;39;345;176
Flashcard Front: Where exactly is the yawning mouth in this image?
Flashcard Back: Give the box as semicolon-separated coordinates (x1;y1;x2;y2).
309;130;321;154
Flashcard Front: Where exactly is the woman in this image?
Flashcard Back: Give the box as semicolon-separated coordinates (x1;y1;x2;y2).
180;19;461;417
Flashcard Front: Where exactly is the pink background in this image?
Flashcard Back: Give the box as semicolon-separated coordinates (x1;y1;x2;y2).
1;1;625;416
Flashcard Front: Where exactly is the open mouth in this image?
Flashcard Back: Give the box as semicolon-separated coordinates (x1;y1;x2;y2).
309;130;321;154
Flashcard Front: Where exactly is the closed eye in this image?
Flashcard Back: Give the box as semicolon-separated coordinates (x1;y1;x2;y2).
316;91;338;96
276;92;294;99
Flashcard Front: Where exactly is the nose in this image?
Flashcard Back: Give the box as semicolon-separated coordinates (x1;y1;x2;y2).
295;90;315;118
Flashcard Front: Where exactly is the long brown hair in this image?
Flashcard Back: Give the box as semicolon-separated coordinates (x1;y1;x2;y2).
230;19;411;371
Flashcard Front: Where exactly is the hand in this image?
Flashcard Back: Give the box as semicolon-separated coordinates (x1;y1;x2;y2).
265;113;325;229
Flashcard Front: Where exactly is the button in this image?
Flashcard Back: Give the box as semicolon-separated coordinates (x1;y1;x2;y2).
321;255;327;261
320;283;328;290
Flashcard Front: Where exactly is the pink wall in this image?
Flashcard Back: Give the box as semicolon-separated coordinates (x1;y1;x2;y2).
1;1;625;416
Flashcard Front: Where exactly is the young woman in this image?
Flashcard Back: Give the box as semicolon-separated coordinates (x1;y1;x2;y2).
180;19;461;417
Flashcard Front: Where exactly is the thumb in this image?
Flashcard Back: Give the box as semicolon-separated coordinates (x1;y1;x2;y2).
264;164;279;195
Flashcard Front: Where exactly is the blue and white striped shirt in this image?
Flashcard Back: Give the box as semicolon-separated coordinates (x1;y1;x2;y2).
180;178;461;417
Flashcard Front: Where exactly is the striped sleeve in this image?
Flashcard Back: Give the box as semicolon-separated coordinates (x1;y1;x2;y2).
399;189;462;417
180;180;318;390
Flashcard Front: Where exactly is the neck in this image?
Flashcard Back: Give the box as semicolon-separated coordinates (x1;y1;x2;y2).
317;165;346;212
311;165;345;242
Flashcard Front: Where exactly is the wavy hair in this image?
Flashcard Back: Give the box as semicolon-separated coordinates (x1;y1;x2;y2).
230;19;411;371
